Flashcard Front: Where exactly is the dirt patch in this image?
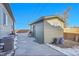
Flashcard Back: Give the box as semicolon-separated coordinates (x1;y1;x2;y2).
16;30;30;33
54;40;79;48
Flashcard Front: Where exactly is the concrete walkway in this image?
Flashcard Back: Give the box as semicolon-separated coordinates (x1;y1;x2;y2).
14;33;66;56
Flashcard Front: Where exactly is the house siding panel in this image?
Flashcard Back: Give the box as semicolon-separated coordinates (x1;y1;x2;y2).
34;21;44;43
0;4;13;38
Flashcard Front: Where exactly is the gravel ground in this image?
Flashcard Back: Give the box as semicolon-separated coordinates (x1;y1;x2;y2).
14;33;66;56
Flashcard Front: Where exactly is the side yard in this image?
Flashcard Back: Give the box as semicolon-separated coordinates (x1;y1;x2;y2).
14;33;66;56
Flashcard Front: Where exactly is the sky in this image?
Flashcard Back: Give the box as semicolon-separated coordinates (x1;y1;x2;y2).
10;3;79;30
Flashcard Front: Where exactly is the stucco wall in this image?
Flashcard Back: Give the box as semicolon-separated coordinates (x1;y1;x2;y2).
44;19;64;43
34;21;44;43
46;18;64;29
0;4;13;38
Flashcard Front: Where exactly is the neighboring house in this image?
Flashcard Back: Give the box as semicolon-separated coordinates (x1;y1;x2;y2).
0;3;15;55
30;16;64;44
64;27;79;42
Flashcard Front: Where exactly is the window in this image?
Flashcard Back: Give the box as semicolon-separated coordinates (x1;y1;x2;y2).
0;7;4;31
3;12;7;26
0;7;2;25
0;8;8;30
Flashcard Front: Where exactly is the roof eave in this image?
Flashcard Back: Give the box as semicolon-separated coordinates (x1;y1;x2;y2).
2;3;15;22
30;16;64;25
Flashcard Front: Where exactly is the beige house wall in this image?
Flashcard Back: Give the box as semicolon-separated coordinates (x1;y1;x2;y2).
46;18;64;29
44;19;64;43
